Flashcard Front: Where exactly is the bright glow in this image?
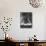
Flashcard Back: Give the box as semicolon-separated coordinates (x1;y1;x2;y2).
6;34;8;37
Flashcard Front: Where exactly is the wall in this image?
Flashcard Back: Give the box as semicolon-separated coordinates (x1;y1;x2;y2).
0;0;46;40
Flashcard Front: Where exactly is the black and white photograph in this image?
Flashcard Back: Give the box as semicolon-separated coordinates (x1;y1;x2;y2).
20;12;32;28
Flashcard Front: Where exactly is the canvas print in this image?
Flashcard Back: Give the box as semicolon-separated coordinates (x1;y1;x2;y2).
20;12;32;28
